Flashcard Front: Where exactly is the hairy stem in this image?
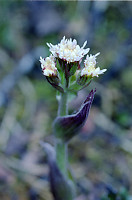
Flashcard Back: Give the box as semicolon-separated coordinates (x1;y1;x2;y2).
56;141;67;176
58;92;68;116
56;92;68;176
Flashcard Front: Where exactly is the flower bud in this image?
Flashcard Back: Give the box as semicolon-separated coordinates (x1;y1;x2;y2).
69;62;79;76
77;74;87;86
46;76;64;93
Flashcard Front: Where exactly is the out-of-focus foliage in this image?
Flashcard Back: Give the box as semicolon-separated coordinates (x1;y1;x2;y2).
0;1;132;200
101;187;132;200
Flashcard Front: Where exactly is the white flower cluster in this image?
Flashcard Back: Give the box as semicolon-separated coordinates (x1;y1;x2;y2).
81;53;107;77
39;55;57;76
40;36;107;78
47;36;89;63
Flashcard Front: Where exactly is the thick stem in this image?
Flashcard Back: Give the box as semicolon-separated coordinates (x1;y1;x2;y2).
56;92;68;176
58;92;68;116
56;141;67;176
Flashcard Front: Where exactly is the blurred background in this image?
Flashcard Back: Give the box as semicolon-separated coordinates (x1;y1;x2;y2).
0;1;132;200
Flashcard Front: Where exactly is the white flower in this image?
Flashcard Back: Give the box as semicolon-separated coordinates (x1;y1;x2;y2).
81;53;107;77
47;36;90;63
39;55;57;76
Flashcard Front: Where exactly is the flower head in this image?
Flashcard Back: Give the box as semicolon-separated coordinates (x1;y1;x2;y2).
47;36;89;63
39;55;57;76
81;53;107;77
